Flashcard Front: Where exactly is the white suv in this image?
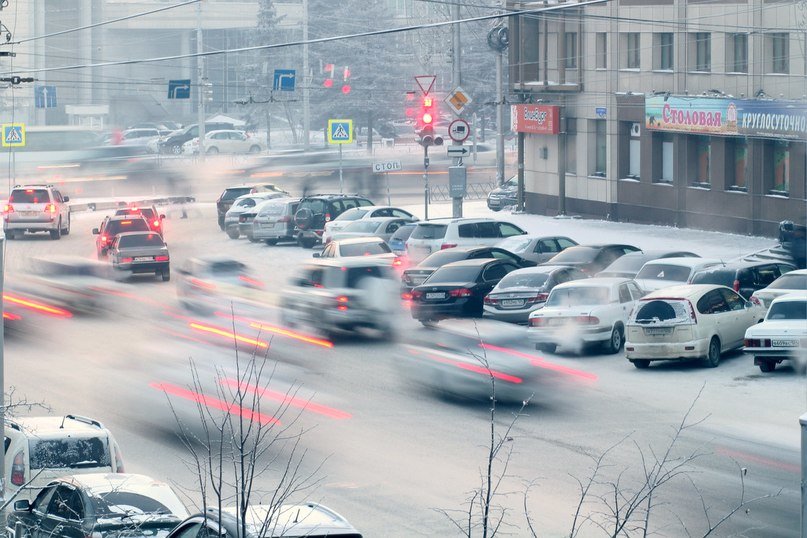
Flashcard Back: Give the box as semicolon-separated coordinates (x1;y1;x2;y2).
3;184;71;239
405;218;526;264
4;415;125;502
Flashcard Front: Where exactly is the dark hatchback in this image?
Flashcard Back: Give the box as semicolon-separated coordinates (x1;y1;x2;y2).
543;244;641;275
689;260;796;299
401;246;535;298
410;258;520;325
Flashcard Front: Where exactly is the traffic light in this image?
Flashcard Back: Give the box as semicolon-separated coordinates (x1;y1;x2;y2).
341;66;351;94
417;96;443;147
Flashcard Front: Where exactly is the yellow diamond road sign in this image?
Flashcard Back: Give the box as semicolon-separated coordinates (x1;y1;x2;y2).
327;119;353;145
2;123;25;147
445;86;472;116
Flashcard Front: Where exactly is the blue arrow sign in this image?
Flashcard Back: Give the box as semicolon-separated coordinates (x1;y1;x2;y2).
34;85;57;109
168;79;191;99
272;69;296;92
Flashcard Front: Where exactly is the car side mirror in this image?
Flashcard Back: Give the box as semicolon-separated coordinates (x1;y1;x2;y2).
312;252;321;258
14;499;30;511
745;300;752;308
63;196;70;202
92;228;100;235
160;214;166;219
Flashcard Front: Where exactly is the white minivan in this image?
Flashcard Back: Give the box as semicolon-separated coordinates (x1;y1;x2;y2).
405;218;526;264
633;258;724;293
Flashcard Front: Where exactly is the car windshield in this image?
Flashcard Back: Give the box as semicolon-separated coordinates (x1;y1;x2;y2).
548;247;597;263
498;237;532;253
340;242;390;256
767;273;807;290
335;208;370;221
344;220;381;233
411;224;447;240
690;269;734;286
390;225;415;242
118;233;165;248
221;188;252;201
496;271;549;289
10;189;49;203
426;265;480;284
90;490;185;518
29;437;111;469
546;286;610;307
108;219;150;235
766;301;807;320
635;264;694;282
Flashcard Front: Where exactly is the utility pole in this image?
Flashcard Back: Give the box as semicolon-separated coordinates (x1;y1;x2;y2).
302;0;310;150
196;1;206;157
451;3;463;218
495;48;504;187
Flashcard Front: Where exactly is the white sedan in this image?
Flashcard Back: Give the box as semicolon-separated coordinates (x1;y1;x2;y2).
744;293;807;373
527;278;643;354
183;130;264;154
750;269;807;309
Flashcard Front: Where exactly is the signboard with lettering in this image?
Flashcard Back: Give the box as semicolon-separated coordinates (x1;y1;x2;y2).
645;95;807;140
511;104;560;135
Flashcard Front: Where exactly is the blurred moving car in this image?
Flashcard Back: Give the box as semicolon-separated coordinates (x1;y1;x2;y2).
224;192;288;239
281;258;400;339
3;184;71;240
528;278;643;354
250;198;300;246
744;293;807;373
184;129;265;154
93;214;151;257
322;205;417;243
176;256;266;314
689;260;796;300
496;235;578;265
625;284;765;369
3;415;124;503
328;217;413;244
159;121;235;154
166;503;362;538
750;269;807;308
7;473;187;538
486;175;518;211
120;128;165;151
633;257;724;293
543;244;641;276
109;231;171;281
315;236;399;265
293;194;375;249
483;265;588;324
410;258;520;326
389;222;416;257
595;250;700;279
216;184;288;231
405;218;527;264
114;204;166;235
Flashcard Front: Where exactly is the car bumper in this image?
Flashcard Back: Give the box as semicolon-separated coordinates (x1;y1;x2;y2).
252;223;293;240
4;219;59;231
238;222;255;235
411;299;476;320
483;304;543;324
529;325;612;344
744;346;802;360
625;337;710;360
114;261;169;274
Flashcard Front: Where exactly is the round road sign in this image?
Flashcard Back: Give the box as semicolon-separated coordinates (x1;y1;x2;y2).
448;119;470;143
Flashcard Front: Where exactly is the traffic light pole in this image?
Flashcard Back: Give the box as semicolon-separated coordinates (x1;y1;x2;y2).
423;145;430;220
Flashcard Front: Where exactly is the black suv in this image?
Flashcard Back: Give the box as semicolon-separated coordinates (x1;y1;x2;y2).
293;194;373;248
216;183;288;230
159;122;234;155
689;260;797;299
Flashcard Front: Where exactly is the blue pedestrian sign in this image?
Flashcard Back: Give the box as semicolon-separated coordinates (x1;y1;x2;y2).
272;69;296;92
327;119;353;145
34;85;57;109
168;79;191;99
2;123;25;147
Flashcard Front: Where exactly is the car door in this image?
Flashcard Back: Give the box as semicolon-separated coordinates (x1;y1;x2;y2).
696;290;731;349
52;189;69;222
718;287;753;348
617;283;634;324
36;484;84;538
480;262;518;298
231;131;249;153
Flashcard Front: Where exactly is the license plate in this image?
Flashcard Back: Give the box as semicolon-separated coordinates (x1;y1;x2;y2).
426;292;445;300
133;256;154;262
20;211;38;216
772;339;798;347
644;327;673;336
262;223;275;228
501;299;525;308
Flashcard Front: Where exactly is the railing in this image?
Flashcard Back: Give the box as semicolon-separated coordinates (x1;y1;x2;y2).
429;181;496;201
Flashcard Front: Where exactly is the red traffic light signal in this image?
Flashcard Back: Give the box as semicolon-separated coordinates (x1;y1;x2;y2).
341;84;351;95
323;79;334;88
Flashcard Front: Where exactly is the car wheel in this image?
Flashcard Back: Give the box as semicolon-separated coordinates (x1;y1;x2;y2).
298;236;315;249
207;147;219;154
247;233;259;243
161;267;171;282
759;360;776;373
490;207;502;212
5;230;15;240
420;319;438;328
265;239;278;246
249;145;261;153
704;336;721;368
62;214;70;235
536;343;557;354
632;359;650;369
603;325;624;354
171;144;182;155
226;227;240;239
50;220;62;240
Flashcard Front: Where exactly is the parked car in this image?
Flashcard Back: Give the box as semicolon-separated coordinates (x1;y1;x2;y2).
328;217;414;244
92;214;151;257
389;222;416;256
176;256;266;313
528;278;643;354
689;260;796;299
114;204;165;235
633;257;724;293
744;293;807;372
315;236;398;266
487;175;518;211
224;192;288;239
750;269;807;308
7;473;187;538
401;246;535;298
166;503;362;538
251;197;300;245
3;415;124;503
596;250;700;278
410;258;520;326
120;128;163;151
184;129;264;155
3;184;71;240
496;235;578;265
159;121;235;154
323;205;418;243
108;231;171;281
483;265;589;324
293;194;375;248
542;244;641;275
281;258;400;339
216;183;288;230
405;218;527;264
625;284;765;369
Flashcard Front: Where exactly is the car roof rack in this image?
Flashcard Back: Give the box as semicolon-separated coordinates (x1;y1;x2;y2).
13;184;53;188
64;414;104;429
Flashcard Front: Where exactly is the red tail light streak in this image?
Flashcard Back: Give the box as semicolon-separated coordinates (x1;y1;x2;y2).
150;382;280;425
3;294;72;318
188;322;269;350
220;379;352;420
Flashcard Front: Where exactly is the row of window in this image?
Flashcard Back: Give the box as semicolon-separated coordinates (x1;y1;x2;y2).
562;31;792;74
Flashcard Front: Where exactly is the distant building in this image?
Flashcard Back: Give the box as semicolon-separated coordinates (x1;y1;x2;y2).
507;0;806;236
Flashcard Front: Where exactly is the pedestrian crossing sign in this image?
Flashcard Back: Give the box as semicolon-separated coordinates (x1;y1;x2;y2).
2;123;25;147
327;119;353;145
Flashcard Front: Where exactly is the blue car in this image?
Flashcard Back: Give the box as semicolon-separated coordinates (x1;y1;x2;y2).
388;222;416;256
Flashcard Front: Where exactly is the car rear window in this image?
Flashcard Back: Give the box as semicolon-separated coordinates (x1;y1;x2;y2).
546;286;610;307
766;301;807;320
690;269;734;286
602;255;650;273
426;265;481;284
108;219;150;235
498;236;531;253
116;208;156;220
258;202;287;217
29;437;111;469
390;224;415;242
340;242;390;257
497;271;549;289
767;273;807;290
635;264;694;282
118;233;165;248
548;247;596;263
632;299;692;324
221;187;253;201
10;189;50;204
411;224;447;240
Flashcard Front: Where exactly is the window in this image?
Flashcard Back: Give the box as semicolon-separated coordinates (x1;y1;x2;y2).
618;284;632;303
693;136;710;185
660;133;674;183
626;33;640;69
719;288;746;311
694;33;711;71
475;222;499;238
731;139;747;189
564;32;577;68
628;122;640;179
655;33;673;70
29;437;111;469
770;33;789;73
537;239;560;254
566;118;577;174
557;238;577;249
696;290;729;315
594;120;607;176
772;140;790;193
728;33;748;72
596;33;607;69
482;263;510;282
497;222;524;237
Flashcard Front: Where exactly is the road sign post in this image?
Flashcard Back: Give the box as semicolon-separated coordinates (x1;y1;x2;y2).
373;160;402;206
327;119;353;194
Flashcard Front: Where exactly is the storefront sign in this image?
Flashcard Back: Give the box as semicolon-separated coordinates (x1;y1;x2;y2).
511;104;560;135
645;95;807;140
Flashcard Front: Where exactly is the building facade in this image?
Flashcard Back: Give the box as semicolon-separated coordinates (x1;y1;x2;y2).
508;0;806;236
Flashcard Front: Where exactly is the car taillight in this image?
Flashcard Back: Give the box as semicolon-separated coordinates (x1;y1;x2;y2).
152;220;160;228
11;450;25;486
440;243;458;250
239;275;264;288
392;257;403;267
484;295;498;305
191;278;216;291
100;235;108;244
121;257;133;263
687;300;697;324
335;295;348;311
750;295;762;306
574;315;600;325
401;292;413;300
733;279;741;293
44;203;56;214
325;213;331;222
3;203;13;213
411;290;423;299
114;446;125;473
155;255;169;262
449;287;472;298
529;317;546;327
527;293;549;304
744;338;771;348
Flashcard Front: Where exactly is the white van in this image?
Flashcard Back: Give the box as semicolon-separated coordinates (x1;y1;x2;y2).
405;218;526;264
